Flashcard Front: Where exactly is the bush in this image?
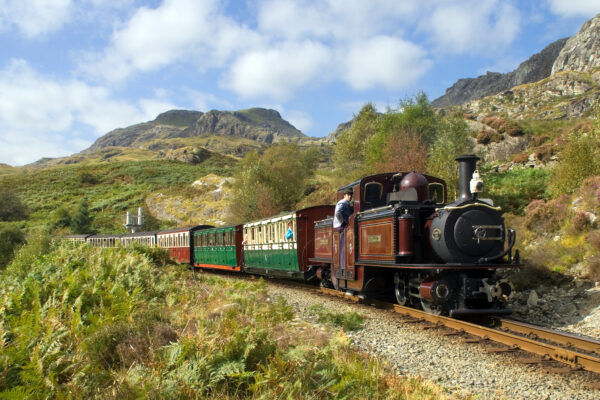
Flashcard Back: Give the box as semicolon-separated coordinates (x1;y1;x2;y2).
484;166;548;215
476;129;503;144
512;153;529;163
505;120;524;137
0;191;28;221
532;135;550;146
0;224;25;268
549;127;600;196
572;211;593;231
481;116;506;132
534;143;553;162
523;196;569;233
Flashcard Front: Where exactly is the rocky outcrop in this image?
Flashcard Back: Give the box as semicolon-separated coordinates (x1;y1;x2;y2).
182;108;305;143
432;38;567;107
326;120;353;142
84;107;307;153
552;13;600;74
461;69;600;120
160;146;212;164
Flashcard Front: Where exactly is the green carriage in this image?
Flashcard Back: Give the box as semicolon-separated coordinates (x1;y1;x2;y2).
193;225;243;271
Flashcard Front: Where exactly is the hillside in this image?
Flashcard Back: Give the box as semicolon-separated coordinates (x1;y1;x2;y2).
0;154;237;232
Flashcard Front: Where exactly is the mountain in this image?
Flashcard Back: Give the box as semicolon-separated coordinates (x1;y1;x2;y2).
85;108;306;154
432;38;568;107
552;14;600;74
460;14;600;122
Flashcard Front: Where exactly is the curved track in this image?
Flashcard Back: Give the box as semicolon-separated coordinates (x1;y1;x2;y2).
319;287;600;375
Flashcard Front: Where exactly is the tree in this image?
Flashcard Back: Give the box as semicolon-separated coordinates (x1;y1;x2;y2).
0;224;25;268
549;121;600;197
70;199;93;234
426;116;473;198
333;103;379;181
0;190;28;221
51;206;72;229
373;128;429;173
228;144;318;223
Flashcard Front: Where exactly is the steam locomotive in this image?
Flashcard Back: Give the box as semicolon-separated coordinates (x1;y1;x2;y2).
311;155;519;316
69;155;520;317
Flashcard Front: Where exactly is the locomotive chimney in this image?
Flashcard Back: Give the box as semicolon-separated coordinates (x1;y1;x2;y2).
455;154;480;200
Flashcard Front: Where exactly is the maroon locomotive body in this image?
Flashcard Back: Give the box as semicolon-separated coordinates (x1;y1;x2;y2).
310;155;519;316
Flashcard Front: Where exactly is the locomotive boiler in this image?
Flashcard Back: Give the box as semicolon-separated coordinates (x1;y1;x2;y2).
310;155;519;316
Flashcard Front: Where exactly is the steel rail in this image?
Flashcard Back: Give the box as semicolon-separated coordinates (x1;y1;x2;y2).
319;287;600;374
496;318;600;355
392;304;600;374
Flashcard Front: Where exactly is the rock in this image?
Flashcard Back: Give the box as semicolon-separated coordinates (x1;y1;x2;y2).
432;38;567;107
552;14;600;74
527;290;539;307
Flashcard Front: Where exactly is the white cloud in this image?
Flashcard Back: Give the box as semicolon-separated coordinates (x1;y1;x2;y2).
0;0;73;38
223;41;332;100
546;0;600;18
341;36;431;90
421;0;521;55
82;0;261;82
0;59;174;165
257;0;420;40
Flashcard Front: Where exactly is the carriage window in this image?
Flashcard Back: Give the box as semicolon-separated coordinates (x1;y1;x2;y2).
428;183;445;204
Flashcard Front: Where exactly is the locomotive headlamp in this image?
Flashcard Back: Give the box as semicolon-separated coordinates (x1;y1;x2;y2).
470;170;483;194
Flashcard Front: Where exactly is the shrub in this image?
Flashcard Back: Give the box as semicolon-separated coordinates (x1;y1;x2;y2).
505;120;524;137
524;196;569;233
580;176;600;211
481;116;506;132
512;153;529;163
572;211;593;231
549;128;600;196
0;191;28;221
484;166;548;215
0;224;25;268
534;143;553;162
78;171;98;185
476;129;503;144
532;135;550;146
587;256;600;281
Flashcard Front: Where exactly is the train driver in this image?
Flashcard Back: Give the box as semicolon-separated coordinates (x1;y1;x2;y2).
333;188;353;270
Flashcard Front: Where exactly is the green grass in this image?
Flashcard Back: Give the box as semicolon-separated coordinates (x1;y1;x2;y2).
0;157;236;233
306;303;366;331
482;165;549;215
0;239;447;399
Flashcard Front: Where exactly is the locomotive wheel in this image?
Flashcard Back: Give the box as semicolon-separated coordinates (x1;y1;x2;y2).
420;299;442;316
393;273;407;306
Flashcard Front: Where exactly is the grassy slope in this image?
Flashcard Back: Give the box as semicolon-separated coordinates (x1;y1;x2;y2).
0;156;236;233
0;240;447;399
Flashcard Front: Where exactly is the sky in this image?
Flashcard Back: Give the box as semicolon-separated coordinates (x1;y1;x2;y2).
0;0;599;166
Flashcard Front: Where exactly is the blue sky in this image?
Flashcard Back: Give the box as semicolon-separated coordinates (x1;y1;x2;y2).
0;0;598;166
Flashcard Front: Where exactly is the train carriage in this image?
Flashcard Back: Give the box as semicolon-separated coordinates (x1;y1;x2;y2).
243;206;334;280
87;234;121;248
120;231;158;247
64;234;92;244
193;225;243;271
156;225;212;264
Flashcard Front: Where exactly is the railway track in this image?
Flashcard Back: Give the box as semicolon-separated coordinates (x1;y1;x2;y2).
205;270;600;385
318;287;600;377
